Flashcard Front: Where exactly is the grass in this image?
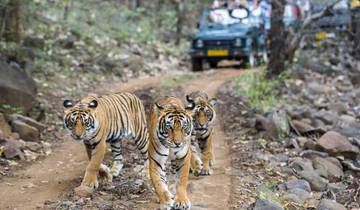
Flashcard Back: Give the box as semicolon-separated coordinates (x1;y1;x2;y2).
233;69;287;112
160;73;199;88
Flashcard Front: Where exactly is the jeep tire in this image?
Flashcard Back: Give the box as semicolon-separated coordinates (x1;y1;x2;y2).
209;61;218;69
192;58;203;71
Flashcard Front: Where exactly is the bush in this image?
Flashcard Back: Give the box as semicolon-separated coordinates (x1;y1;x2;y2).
233;70;287;111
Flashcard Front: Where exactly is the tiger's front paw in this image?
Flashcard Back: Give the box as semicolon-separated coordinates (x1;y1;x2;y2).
173;195;191;210
82;171;99;189
200;167;213;176
99;164;113;182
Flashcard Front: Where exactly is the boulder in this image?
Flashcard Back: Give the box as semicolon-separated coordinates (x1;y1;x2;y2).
10;114;46;132
284;179;311;192
315;111;338;125
291;120;314;133
3;139;24;159
328;182;347;193
312;157;344;182
328;102;347;115
254;199;284;210
317;131;359;159
317;199;346;210
0;62;37;113
11;120;40;142
297;170;329;191
0;113;11;137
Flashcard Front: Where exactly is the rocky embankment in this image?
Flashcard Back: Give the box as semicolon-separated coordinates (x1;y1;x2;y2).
220;35;360;210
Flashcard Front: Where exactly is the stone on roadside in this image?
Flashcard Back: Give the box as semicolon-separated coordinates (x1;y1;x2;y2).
317;131;359;159
74;185;93;197
10;114;46;132
315;111;338;125
328;102;347;115
11;120;40;142
254;199;284;210
312;157;344;182
0;113;11;137
25;142;42;152
297;170;329;191
328;182;347;193
317;199;346;210
3;139;24;160
284;179;311;192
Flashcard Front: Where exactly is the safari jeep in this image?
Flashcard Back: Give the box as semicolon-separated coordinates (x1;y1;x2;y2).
190;7;268;71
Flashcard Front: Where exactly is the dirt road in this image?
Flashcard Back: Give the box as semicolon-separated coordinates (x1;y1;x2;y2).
0;69;243;210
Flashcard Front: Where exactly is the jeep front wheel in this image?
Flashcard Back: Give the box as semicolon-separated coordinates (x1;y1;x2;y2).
192;58;203;71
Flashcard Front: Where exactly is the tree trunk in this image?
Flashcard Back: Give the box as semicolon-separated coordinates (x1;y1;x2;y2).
175;0;184;46
267;0;287;78
0;0;23;43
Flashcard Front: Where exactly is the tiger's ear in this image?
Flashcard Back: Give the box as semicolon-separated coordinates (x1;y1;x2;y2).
185;95;195;110
209;98;221;106
155;102;164;110
63;99;74;108
88;100;98;108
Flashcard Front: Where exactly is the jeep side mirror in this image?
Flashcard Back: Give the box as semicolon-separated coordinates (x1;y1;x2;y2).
196;22;200;29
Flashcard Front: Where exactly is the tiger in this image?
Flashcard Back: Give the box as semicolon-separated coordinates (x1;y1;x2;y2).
186;91;219;176
63;92;149;189
148;96;193;210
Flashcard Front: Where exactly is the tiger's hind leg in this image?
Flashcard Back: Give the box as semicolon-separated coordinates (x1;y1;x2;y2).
99;164;113;182
110;141;124;177
190;146;202;176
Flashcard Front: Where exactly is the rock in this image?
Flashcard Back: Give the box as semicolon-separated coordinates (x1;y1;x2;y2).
312;157;344;182
25;142;42;152
328;182;347;193
317;199;347;210
338;115;360;128
301;150;329;159
289;158;314;172
23;149;39;161
291;120;314;133
0;113;11;137
328;102;347;115
11;120;40;142
297;170;329;191
254;199;284;210
3;139;24;160
315;111;338;125
307;82;332;95
74;185;93;197
10;114;46;132
0;62;37;113
285;179;311;192
317;131;359;159
287;188;311;199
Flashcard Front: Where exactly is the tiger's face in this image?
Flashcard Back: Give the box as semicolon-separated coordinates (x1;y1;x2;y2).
63;99;99;141
157;106;193;148
186;95;218;132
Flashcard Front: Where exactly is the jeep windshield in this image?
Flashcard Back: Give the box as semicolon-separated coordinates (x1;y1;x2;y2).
205;8;251;29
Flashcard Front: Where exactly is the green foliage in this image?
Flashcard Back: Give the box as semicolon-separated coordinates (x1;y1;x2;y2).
233;69;288;111
160;74;199;88
0;104;23;115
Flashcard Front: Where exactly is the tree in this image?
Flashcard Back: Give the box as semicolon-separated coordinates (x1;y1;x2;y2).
267;0;287;78
175;0;185;45
0;0;23;43
267;0;341;78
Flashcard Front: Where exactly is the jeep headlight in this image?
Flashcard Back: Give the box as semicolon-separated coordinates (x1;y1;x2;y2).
234;38;242;47
196;39;204;48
